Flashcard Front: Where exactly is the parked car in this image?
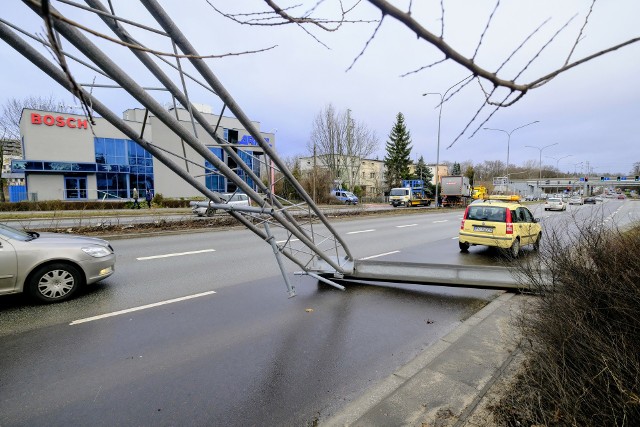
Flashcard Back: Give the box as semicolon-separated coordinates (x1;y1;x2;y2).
0;223;115;303
584;197;596;204
617;194;626;200
458;201;542;257
568;196;584;205
331;190;359;205
190;193;251;216
544;197;566;211
594;196;604;202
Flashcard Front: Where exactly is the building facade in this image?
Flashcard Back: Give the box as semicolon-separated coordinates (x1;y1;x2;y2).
298;156;450;197
10;107;275;201
298;155;386;197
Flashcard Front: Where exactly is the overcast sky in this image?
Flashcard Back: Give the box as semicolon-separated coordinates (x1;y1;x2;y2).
1;1;638;176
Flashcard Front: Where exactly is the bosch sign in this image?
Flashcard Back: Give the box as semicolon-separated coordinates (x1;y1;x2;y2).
31;113;88;129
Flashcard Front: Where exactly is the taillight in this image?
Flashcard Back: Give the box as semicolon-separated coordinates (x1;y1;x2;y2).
461;206;469;229
505;208;513;234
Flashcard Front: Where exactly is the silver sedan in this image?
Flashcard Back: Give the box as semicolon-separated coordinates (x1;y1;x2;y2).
0;223;115;303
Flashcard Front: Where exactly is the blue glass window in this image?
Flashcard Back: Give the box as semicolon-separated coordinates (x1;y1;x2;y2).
237;150;260;190
95;138;154;199
64;176;87;199
205;147;225;192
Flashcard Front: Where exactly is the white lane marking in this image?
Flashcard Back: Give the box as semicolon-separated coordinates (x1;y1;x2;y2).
433;220;448;223
396;224;418;228
347;229;375;235
137;249;215;261
452;237;459;240
359;250;400;260
277;238;299;244
69;291;217;325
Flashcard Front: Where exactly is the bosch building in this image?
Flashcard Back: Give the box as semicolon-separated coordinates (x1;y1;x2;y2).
11;106;275;202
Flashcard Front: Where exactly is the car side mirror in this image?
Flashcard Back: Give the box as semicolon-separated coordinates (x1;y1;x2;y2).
534;217;540;223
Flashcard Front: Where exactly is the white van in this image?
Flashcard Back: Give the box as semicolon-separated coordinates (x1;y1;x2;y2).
190;193;250;216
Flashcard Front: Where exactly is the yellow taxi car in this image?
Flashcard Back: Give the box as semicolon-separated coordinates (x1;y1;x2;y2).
458;200;542;257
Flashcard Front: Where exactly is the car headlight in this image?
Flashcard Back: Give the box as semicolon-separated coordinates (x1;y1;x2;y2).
82;246;111;258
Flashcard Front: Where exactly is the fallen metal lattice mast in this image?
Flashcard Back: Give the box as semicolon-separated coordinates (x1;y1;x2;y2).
1;0;355;296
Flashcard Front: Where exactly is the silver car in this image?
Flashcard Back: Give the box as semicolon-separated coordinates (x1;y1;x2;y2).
190;193;251;217
0;223;115;303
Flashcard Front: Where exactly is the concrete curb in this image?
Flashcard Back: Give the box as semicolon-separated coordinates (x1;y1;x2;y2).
324;292;518;426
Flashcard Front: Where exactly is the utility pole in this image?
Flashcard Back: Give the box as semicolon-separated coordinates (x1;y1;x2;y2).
313;142;317;202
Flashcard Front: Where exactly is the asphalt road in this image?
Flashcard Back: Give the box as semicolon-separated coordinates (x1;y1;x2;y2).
0;199;637;426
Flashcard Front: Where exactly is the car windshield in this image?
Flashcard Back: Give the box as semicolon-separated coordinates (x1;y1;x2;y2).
467;206;506;222
0;223;34;241
548;198;561;202
344;192;356;198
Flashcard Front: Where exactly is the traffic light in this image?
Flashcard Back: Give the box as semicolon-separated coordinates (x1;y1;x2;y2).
636;176;639;181
585;177;589;182
617;176;621;181
600;176;605;181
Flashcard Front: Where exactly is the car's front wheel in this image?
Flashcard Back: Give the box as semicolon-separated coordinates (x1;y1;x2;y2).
27;263;84;303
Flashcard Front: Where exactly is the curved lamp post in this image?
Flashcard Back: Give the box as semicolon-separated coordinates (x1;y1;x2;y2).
422;76;472;207
546;154;573;173
525;142;558;180
483;121;540;191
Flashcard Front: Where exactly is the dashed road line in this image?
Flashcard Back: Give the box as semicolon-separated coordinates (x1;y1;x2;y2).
69;291;217;325
276;238;299;244
137;249;216;261
396;224;418;228
347;229;375;235
359;250;400;260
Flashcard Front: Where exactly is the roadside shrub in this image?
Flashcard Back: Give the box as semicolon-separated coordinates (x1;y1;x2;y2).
493;219;640;426
0;197;191;211
152;192;164;206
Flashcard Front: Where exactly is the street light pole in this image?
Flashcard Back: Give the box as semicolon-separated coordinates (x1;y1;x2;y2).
423;75;472;208
525;142;558;180
484;121;540;192
546;154;573;173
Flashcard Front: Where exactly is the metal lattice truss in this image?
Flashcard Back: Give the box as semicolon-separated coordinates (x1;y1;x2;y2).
0;0;355;296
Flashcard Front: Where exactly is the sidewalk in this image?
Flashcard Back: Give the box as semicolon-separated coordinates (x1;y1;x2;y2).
325;292;528;427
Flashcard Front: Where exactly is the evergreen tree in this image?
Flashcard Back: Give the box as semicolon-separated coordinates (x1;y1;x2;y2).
414;155;435;195
464;165;475;187
384;112;413;188
451;162;462;176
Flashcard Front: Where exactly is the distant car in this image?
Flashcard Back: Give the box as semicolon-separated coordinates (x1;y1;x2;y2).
524;195;537;201
584;197;596;204
568;196;584;205
594;196;604;202
331;190;359;205
544;197;566;211
0;223;115;303
458;201;542;257
617;194;626;200
190;193;251;216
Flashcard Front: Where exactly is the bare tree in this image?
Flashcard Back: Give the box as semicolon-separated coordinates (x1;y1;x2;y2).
220;1;639;146
307;104;379;190
0;95;74;140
